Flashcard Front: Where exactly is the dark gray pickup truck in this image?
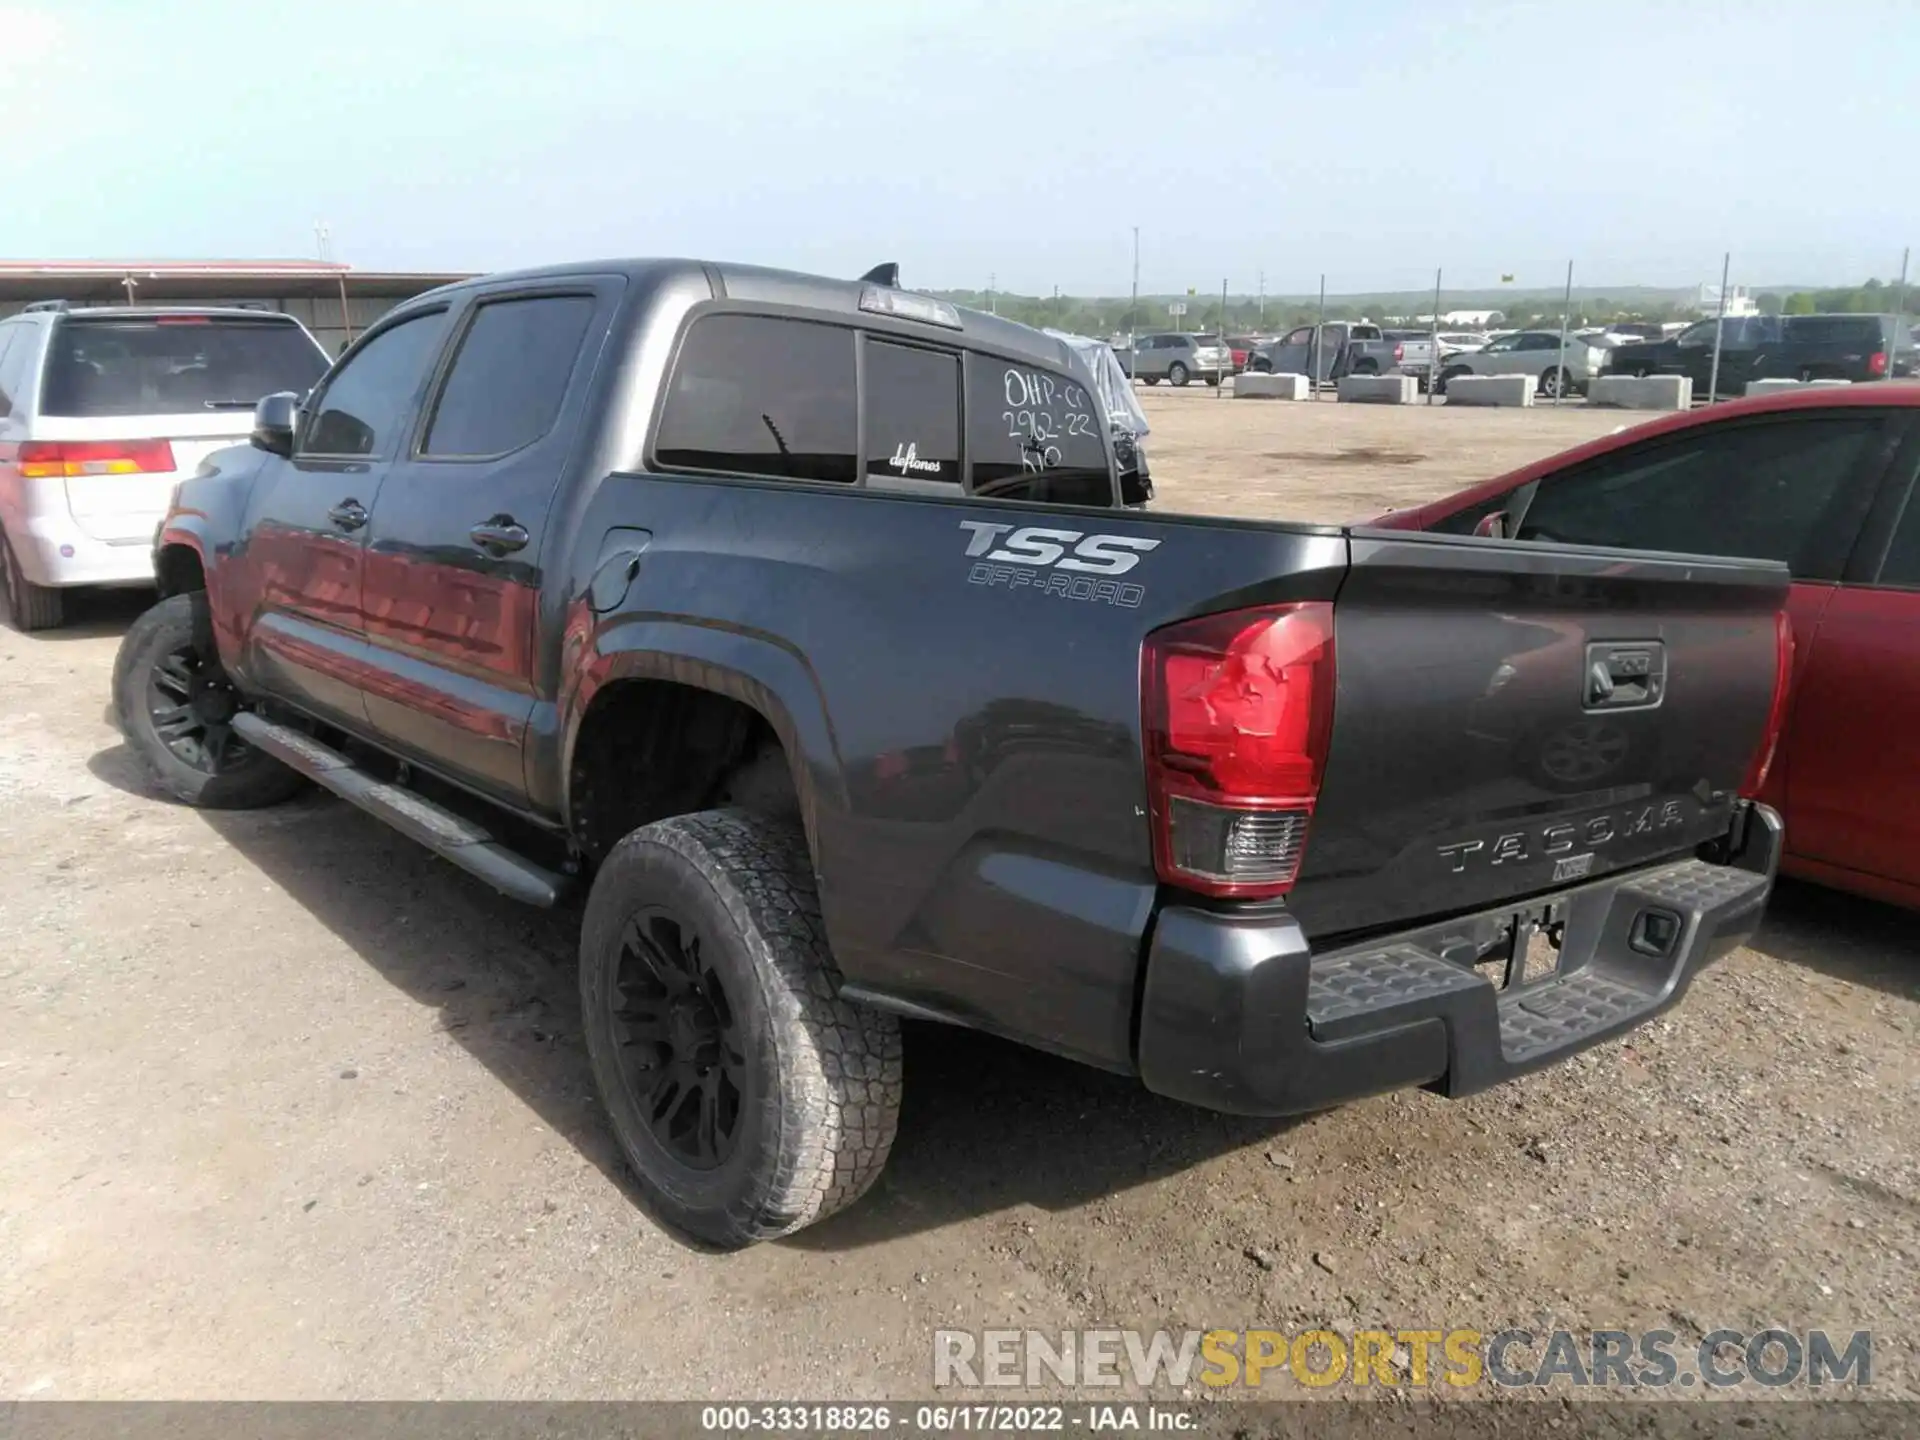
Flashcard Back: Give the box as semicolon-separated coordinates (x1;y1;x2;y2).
116;258;1790;1247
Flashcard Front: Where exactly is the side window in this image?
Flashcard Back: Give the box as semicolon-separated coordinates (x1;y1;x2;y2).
1428;491;1517;537
1483;334;1517;353
0;326;20;417
1878;487;1920;589
1351;325;1380;340
422;295;596;458
1516;333;1554;351
1284;327;1313;345
966;353;1113;506
863;340;960;486
1515;417;1884;576
654;314;856;483
301;310;450;457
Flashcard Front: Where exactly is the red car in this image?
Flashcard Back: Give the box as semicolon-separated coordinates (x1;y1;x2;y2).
1374;385;1920;909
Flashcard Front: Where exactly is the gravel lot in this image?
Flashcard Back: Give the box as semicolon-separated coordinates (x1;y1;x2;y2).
2;391;1915;1403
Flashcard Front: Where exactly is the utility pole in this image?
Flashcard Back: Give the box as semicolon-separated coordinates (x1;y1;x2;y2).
1553;259;1574;407
1311;274;1326;397
1894;247;1911;328
1426;268;1442;406
1129;226;1140;346
1707;251;1731;404
1218;277;1228;399
987;272;996;316
1258;269;1266;326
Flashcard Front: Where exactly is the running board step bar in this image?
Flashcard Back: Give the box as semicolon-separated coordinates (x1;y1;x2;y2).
230;713;569;908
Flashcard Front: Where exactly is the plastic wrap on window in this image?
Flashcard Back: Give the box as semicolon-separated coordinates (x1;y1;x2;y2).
1043;329;1150;438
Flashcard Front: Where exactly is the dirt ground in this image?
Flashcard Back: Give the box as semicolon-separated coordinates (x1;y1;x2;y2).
2;395;1916;1403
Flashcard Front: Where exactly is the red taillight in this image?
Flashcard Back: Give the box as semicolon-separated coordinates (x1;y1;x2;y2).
1142;602;1336;898
17;440;176;479
1740;610;1794;799
1869;350;1889;376
155;315;211;325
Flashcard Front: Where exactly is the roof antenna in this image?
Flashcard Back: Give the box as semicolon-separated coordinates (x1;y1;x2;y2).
860;263;900;288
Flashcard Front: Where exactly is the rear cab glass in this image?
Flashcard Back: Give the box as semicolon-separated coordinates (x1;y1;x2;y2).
40;315;330;418
653;311;1113;506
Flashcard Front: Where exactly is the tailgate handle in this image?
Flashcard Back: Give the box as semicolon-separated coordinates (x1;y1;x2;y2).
1585;642;1665;710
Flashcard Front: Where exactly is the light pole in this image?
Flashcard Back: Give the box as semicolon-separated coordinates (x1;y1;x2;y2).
1129;226;1140;346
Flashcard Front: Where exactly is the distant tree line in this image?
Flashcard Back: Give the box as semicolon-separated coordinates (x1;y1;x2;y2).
931;278;1910;340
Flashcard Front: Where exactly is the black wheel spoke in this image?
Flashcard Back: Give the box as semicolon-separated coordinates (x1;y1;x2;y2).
610;905;743;1171
203;726;231;772
693;1073;722;1165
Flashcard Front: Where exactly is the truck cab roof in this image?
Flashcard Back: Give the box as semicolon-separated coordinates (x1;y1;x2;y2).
400;257;1088;375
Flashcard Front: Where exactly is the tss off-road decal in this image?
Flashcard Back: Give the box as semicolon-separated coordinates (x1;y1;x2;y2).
957;521;1161;608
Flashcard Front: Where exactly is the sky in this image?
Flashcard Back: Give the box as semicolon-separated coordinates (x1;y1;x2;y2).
5;0;1915;296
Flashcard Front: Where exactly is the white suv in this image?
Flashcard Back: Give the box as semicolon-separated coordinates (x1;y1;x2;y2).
0;303;331;630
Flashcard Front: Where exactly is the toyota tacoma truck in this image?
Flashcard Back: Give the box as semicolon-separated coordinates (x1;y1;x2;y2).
116;258;1790;1248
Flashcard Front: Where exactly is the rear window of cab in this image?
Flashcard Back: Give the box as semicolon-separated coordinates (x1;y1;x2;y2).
653;312;1114;506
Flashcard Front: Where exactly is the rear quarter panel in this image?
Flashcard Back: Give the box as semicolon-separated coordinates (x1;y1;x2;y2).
566;474;1347;1069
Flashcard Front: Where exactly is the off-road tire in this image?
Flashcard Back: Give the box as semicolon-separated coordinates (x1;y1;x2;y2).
112;592;305;809
1;530;64;632
580;809;903;1248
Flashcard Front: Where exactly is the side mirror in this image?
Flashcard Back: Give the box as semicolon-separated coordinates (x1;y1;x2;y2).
1473;509;1511;540
252;391;299;457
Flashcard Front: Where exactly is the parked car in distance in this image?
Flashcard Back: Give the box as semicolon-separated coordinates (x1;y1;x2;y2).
1603;321;1668;342
1600;316;1784;397
1225;335;1265;374
1437;331;1489;355
1375;384;1920;910
1435;329;1607;397
1597;314;1915;397
1249;322;1433;386
118;256;1790;1248
1756;313;1918;385
1117;332;1229;386
0;303;332;630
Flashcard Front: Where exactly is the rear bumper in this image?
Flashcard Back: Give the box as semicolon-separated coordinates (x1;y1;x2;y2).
1136;803;1781;1116
6;509;161;588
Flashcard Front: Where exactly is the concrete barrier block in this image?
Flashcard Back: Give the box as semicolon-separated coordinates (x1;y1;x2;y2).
1234;372;1310;400
1745;377;1854;396
1589;375;1693;410
1337;374;1418;404
1445;375;1534;407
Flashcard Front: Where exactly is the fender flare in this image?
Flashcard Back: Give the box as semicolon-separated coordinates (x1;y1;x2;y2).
560;616;849;866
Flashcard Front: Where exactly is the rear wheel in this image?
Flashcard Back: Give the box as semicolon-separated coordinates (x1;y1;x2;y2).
1351;359;1378;376
580;809;903;1248
1539;366;1574;398
1142;375;1160;386
1;530;65;632
1168;362;1191;387
1438;365;1471;395
111;592;305;808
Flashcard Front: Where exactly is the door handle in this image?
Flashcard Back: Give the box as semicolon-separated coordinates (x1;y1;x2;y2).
470;516;530;555
327;499;369;532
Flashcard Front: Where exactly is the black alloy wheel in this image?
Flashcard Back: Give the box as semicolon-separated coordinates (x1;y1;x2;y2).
609;908;746;1170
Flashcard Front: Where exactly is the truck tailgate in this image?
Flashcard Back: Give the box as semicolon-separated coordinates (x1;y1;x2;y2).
1287;530;1790;939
